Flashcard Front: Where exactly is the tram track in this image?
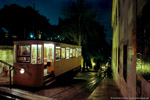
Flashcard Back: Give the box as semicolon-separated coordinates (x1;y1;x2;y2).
46;74;104;100
70;77;103;100
6;72;104;100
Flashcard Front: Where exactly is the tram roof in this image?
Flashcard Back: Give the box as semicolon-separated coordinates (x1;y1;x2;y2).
14;40;82;48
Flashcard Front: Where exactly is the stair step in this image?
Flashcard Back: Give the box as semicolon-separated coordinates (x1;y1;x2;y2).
44;79;56;86
44;77;54;83
44;73;55;80
44;74;56;86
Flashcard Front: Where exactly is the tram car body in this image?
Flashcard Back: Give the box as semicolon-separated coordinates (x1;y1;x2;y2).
13;40;82;87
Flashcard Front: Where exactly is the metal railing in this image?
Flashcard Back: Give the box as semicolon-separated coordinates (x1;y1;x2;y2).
0;60;19;89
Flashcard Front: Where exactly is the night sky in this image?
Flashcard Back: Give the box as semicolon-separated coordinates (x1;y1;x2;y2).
0;0;112;44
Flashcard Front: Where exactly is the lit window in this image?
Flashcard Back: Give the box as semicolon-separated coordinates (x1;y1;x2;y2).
38;45;42;64
31;44;37;64
73;49;76;57
56;47;61;60
70;48;72;57
44;44;54;64
17;45;30;63
14;45;16;63
66;47;70;59
78;48;82;56
61;48;66;59
76;48;78;57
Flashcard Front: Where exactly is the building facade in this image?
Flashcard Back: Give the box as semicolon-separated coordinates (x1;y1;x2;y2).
111;0;150;98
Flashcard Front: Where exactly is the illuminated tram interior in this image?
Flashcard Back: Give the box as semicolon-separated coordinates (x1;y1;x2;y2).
13;40;82;87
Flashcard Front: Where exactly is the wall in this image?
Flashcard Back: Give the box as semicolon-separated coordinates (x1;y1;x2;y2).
0;46;13;76
111;0;137;98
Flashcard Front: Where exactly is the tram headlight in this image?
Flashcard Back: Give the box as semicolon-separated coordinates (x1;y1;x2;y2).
20;68;25;74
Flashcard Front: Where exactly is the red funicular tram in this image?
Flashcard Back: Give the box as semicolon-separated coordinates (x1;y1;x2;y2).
13;40;82;87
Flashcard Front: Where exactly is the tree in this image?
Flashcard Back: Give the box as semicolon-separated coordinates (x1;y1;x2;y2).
0;4;50;44
61;0;96;45
61;0;111;71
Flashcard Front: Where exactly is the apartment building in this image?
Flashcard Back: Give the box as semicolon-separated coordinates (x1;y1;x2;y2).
111;0;150;98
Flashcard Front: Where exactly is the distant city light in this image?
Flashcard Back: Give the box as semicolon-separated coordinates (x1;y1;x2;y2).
38;33;41;39
102;66;106;70
1;27;8;33
92;62;96;66
62;37;65;40
30;34;33;38
30;33;34;38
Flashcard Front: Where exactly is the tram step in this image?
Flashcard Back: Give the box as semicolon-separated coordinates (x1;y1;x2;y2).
44;72;55;80
44;79;56;86
44;76;56;86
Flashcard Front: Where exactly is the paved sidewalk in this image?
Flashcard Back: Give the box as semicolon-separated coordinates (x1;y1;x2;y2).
0;76;55;100
0;76;10;85
87;77;123;100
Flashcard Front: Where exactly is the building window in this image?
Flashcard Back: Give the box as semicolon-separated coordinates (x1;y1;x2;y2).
118;47;120;73
118;0;120;18
116;8;118;25
123;45;127;82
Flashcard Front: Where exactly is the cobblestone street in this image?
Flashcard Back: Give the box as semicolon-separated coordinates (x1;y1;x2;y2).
34;72;102;100
0;72;123;100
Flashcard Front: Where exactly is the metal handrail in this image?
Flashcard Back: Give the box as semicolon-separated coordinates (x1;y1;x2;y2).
0;60;18;89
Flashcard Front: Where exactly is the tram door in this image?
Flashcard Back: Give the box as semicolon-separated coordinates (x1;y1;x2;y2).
44;44;54;75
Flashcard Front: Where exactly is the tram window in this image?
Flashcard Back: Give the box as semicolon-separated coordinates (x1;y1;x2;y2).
31;44;37;64
17;45;30;63
44;44;54;64
66;48;70;59
44;46;47;64
78;48;82;56
47;45;54;62
70;48;73;57
38;45;42;64
76;48;78;57
56;47;60;60
73;49;76;57
61;48;66;59
14;45;16;63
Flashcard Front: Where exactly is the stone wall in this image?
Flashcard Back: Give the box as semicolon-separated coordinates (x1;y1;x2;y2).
0;46;13;76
